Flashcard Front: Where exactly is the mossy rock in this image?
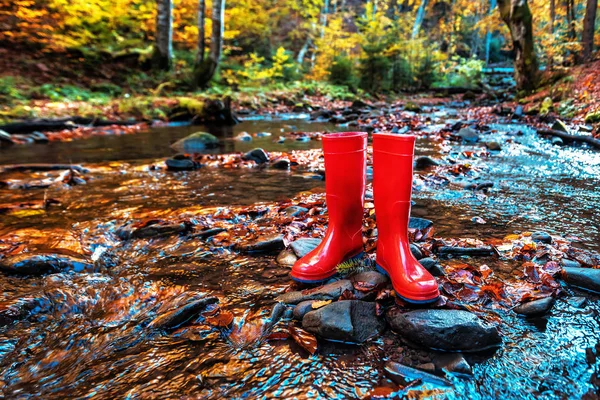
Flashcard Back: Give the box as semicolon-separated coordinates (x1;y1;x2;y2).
404;101;422;112
170;132;219;152
585;110;600;124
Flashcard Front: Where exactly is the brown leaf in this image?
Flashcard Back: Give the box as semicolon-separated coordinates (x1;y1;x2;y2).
288;323;318;355
266;331;290;341
311;300;332;309
353;280;378;292
206;311;234;327
340;289;356;300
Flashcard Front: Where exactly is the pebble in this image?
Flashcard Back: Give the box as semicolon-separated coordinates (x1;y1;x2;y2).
276;250;297;266
284;206;308;217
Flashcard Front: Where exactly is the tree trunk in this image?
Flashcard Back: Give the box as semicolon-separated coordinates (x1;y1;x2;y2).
153;0;173;70
497;0;539;91
193;0;226;88
411;0;429;39
196;0;206;65
582;0;598;61
548;0;555;68
565;0;576;39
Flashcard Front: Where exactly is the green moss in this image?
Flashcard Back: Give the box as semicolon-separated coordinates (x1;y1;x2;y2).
336;256;373;276
404;101;422;112
539;97;554;116
585;110;600;124
177;97;205;116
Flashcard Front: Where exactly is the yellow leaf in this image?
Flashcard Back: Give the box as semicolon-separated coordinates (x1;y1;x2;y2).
9;209;46;218
311;300;332;309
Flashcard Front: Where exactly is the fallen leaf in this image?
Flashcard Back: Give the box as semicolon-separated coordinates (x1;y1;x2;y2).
288;323;317;355
311;300;332;309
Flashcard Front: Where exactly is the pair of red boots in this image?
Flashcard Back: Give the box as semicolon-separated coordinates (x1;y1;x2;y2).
290;132;440;304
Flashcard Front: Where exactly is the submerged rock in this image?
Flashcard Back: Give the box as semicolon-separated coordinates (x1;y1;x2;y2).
243;148;270;164
0;253;94;275
165;157;201;171
117;221;190;240
386;308;501;352
561;267;600;294
235;234;284;254
567;296;587;308
276;249;297;266
275;279;354;304
170;132;219;152
148;297;219;330
302;300;385;343
514;297;555;316
290;238;321;258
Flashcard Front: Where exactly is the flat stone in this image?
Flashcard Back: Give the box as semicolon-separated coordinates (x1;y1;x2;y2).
433;353;472;376
275;279;354;305
235;234;284;254
410;244;423;260
531;231;552;244
290;238;321;258
243;148;269;164
0;253;95;275
456;127;479;143
514;297;555;316
276;250;297;266
419;257;445;277
284;206;308;217
302;300;385;343
30;131;49;143
386;308;501;352
567;296;587;308
561;267;600;294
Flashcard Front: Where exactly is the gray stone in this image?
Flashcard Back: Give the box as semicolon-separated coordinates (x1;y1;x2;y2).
148;297;219;330
275;279;354;305
514;297;555;316
302;300;385;343
408;217;434;240
419;258;445;277
351;271;389;289
30;131;49;143
386;308;502;352
561;267;600;294
0;130;15;147
486;141;502;151
410;244;424;260
290;238;321;258
457;127;479;143
235;234;284;254
276;250;297;266
293;300;317;320
243;148;270;164
567;296;587;308
0;253;95;275
284;206;308;217
271;158;290;170
433;353;472;376
531;231;552;244
170;132;219;152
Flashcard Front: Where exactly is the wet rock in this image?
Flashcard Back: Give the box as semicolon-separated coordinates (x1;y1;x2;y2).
419;258;445;277
351;99;372;109
456;127;479;143
561;259;581;268
0;253;94;275
408;218;433;233
567;297;587;308
386;308;501;352
276;249;297;266
290;238;321;258
293;300;317;320
351;271;389;290
148;297;219;330
235;132;253;141
295;136;311;143
486;141;502;151
117;221;190;239
531;231;552;244
436;246;494;258
0;130;14;147
433;353;472;376
311;109;333;120
463;91;477;101
551;136;564;146
302;300;385;343
561;267;600;294
404;101;422;112
264;302;288;332
475;181;494;191
552;119;570;134
275;279;354;304
165;157;201;171
243;148;269;164
415;156;439;169
194;227;226;239
416;362;436;372
170;132;219;152
235;234;284;254
0;297;40;327
450;121;464;131
255;131;271;138
514;105;524;118
271;158;290;170
284;206;308;217
384;361;452;387
410;244;423;260
514;297;555;317
30;131;49;144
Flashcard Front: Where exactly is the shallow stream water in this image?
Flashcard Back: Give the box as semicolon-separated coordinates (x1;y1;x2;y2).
0;114;599;399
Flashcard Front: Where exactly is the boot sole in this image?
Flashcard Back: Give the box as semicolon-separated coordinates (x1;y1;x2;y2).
375;264;440;304
291;252;365;284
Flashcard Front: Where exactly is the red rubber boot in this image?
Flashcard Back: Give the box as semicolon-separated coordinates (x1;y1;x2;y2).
291;132;367;283
372;133;440;303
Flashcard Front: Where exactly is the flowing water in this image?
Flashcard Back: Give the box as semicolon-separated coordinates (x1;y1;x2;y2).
0;115;599;399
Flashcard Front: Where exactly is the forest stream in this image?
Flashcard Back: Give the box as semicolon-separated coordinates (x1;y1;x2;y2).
1;107;599;399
